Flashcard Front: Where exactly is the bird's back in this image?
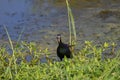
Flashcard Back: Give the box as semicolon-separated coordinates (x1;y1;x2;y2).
57;43;72;60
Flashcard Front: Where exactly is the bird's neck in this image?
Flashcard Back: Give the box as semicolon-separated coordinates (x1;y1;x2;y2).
58;39;64;46
60;39;62;43
58;38;62;43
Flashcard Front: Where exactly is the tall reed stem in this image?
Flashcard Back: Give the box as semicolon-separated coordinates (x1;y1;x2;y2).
66;0;76;45
4;25;17;75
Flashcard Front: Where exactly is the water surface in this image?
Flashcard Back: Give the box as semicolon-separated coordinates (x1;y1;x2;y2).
0;0;120;54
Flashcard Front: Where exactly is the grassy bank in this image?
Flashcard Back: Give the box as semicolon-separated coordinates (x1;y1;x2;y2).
0;41;120;80
0;0;120;80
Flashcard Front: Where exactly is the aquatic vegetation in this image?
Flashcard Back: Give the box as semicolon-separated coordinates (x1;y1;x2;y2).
96;9;120;19
0;0;120;80
66;0;76;45
1;25;120;80
0;41;120;79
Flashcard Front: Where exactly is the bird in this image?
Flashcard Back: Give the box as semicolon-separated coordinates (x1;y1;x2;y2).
56;34;73;61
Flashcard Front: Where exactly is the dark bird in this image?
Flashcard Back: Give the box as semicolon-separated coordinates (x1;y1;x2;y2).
56;34;73;61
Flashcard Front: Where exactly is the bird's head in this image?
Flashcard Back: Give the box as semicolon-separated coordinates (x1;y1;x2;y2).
56;34;62;43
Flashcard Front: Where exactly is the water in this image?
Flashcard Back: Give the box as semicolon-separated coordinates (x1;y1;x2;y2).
0;0;120;54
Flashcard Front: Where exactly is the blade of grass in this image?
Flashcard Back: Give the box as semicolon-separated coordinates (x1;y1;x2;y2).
66;0;72;45
3;25;17;74
70;11;76;42
17;26;25;43
66;0;76;45
4;25;14;52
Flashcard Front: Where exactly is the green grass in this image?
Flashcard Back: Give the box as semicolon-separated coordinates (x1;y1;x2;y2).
4;25;17;78
0;41;120;80
0;1;120;80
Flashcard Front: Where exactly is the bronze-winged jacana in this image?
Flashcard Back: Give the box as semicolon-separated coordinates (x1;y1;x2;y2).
56;34;73;61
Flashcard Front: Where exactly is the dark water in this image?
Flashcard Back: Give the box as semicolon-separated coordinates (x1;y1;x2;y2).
0;0;120;55
0;0;53;40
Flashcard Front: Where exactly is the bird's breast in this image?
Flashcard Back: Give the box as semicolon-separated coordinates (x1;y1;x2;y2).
58;47;67;54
